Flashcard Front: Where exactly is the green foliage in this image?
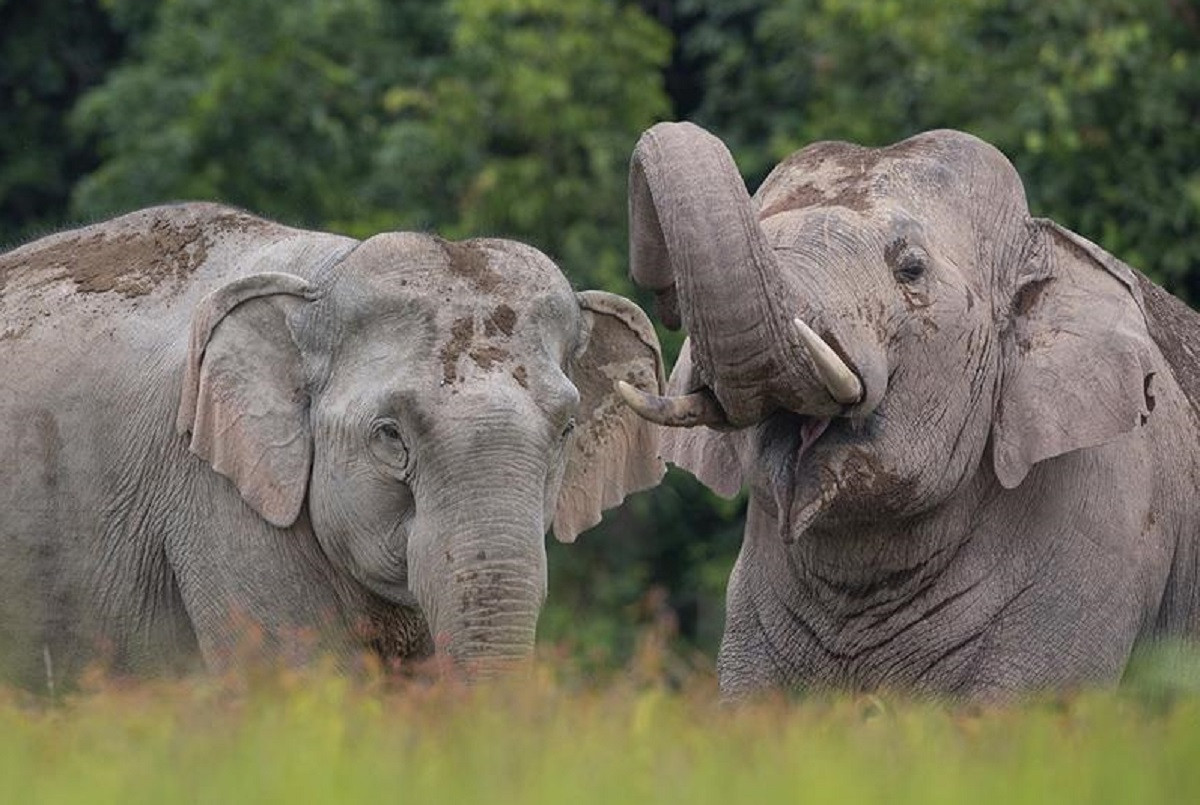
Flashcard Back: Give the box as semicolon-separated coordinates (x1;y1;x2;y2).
70;0;671;295
367;0;671;293
0;0;123;246
543;469;745;672
70;0;448;229
3;669;1200;803
683;0;1200;301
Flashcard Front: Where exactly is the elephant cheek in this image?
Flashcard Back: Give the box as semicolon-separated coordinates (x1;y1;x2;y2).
307;472;413;602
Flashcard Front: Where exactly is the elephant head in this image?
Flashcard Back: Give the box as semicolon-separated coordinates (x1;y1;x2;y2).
175;233;664;671
623;122;1156;537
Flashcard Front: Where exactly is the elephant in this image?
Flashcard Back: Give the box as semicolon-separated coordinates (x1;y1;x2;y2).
0;202;665;688
617;122;1200;699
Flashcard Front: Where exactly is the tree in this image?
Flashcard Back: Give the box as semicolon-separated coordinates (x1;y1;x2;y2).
70;0;672;295
0;0;124;246
680;0;1200;302
70;0;448;230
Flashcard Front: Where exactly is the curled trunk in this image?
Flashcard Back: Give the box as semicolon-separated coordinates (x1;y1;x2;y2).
629;122;850;424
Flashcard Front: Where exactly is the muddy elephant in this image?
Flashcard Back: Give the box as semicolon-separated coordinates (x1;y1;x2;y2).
0;202;664;687
619;122;1200;698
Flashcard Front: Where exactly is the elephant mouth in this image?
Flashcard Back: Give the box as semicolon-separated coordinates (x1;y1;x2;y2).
756;412;835;541
797;416;832;462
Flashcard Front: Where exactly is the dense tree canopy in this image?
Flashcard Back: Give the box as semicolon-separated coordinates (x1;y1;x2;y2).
3;0;1198;667
679;0;1200;300
66;0;671;298
0;0;123;245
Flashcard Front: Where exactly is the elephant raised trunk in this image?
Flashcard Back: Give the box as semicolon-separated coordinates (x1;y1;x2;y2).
628;122;860;426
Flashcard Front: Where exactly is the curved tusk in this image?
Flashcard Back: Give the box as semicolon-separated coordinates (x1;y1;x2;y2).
614;381;728;428
792;318;864;405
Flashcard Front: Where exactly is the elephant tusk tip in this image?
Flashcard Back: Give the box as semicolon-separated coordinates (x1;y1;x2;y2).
791;317;819;342
614;380;727;429
792;317;864;406
614;379;642;408
614;379;653;414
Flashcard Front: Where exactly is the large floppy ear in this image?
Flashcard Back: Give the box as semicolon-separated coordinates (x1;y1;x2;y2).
992;219;1157;489
659;338;749;499
177;273;315;527
552;291;667;543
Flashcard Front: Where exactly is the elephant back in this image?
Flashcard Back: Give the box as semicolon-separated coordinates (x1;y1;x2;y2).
0;203;354;347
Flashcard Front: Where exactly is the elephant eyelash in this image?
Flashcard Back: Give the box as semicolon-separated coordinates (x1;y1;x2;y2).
895;254;927;283
372;419;406;444
369;418;411;475
886;239;930;284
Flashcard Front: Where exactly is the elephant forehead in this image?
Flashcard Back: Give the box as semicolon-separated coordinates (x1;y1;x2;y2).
331;232;571;302
756;130;1005;221
326;294;575;396
312;233;580;390
432;292;579;389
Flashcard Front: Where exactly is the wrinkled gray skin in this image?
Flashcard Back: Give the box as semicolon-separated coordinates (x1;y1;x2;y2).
0;203;664;688
626;122;1200;699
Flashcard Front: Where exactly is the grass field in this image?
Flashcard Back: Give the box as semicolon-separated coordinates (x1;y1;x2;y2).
3;644;1199;804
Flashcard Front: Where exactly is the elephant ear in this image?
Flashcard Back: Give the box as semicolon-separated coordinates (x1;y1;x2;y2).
552;291;667;543
659;338;748;499
992;219;1157;489
177;273;315;527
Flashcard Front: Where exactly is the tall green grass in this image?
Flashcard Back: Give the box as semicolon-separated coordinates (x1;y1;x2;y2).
2;648;1198;804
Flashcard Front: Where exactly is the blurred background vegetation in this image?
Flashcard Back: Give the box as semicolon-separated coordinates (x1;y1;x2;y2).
3;0;1198;672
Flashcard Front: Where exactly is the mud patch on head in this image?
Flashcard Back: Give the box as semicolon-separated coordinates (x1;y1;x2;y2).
439;239;501;294
511;365;528;388
469;344;510;370
0;321;31;342
439;305;520;385
484;303;517;336
35;410;63;490
759;138;939;220
440;316;475;384
760;182;872;219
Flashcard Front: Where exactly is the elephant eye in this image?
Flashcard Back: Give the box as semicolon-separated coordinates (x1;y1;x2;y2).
370;418;410;475
894;249;928;284
561;416;577;439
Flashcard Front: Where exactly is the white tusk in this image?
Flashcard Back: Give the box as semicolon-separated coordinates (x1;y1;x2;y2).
614;381;728;428
792;318;863;405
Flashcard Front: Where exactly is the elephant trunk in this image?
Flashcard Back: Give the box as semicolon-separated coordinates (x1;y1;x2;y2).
630;123;797;424
407;446;547;677
628;122;861;426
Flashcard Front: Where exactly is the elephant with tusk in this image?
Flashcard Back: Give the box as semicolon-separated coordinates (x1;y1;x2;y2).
0;202;665;687
621;121;1200;699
